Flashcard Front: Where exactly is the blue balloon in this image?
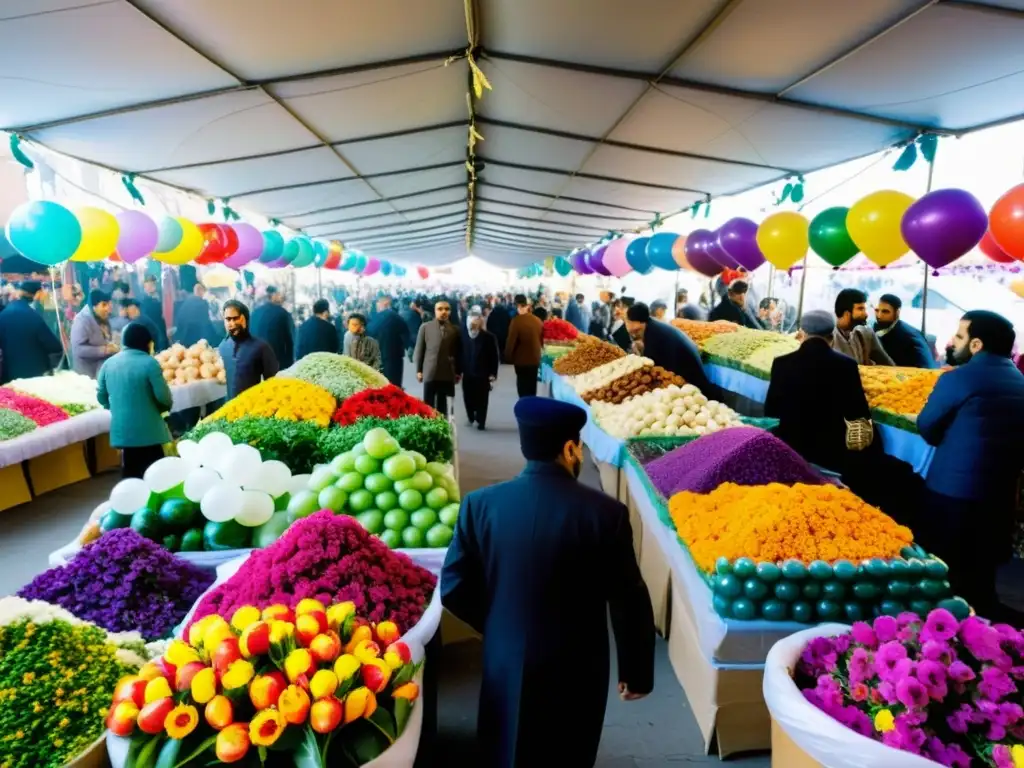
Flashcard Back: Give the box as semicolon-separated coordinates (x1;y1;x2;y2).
339;253;356;271
380;261;392;277
394;265;406;277
260;230;284;263
625;237;653;274
312;240;328;267
288;237;315;268
5;201;82;266
646;232;680;270
354;254;368;274
153;216;183;253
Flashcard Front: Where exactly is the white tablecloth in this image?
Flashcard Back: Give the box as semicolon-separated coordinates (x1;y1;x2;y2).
169;380;226;412
0;409;111;468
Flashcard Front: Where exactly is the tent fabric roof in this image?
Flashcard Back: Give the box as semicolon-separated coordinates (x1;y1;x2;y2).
3;0;1024;267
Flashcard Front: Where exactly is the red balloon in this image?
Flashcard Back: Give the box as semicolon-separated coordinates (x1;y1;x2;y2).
220;224;239;258
324;252;341;269
979;229;1016;263
416;265;429;279
195;223;225;264
989;183;1024;260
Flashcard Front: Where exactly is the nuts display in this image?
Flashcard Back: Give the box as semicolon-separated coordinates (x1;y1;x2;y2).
670;319;740;348
581;364;684;405
552;339;625;376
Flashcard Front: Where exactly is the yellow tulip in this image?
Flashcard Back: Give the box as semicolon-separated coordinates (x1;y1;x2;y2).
190;667;218;705
309;669;339;700
165;639;200;667
164;704;199;739
221;659;255;691
249;710;284;747
144;676;172;704
333;654;361;682
343;687;377;724
230;606;261;633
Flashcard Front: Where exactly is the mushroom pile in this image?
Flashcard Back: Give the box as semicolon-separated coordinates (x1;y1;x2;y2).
157;340;226;386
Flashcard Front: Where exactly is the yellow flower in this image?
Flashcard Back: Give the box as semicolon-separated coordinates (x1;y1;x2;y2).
269;621;295;645
326;601;355;631
309;670;339;700
165;640;200;667
221;660;255;691
164;704;199;739
207;378;335;425
333;654;361;682
1012;745;1024;768
230;606;261;633
190;667;217;704
284;649;314;683
144;677;173;704
249;710;284;747
874;709;895;733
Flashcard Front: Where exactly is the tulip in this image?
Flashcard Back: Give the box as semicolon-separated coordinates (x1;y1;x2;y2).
230;605;261;633
239;621;271;658
374;621;400;646
188;615;218;648
310;697;343;734
165;639;201;668
344;624;373;654
279;684;311;725
309;632;341;664
164;704;199;739
221;659;255;692
296;598;326;616
269;620;295;645
143;676;173;705
284;649;315;683
249;709;284;747
203;618;236;657
262;604;294;623
112;675;147;709
352;639;381;664
333;654;361;682
153;657;177;684
309;669;339;700
138;661;164;682
361;658;391;694
343;687;377;724
175;661;207;693
137;698;175;735
106;700;139;737
326;601;355;632
249;671;286;710
205;695;233;730
190;667;218;705
215;723;250;763
295;614;322;647
212;637;243;677
384;641;412;670
392;682;419;701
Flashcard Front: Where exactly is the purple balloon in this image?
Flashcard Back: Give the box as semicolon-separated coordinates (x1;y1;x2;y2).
266;257;290;269
901;188;988;270
222;223;263;269
718;217;766;271
363;257;381;276
705;228;739;268
115;210;158;264
587;244;612;276
685;229;725;278
571;249;594;275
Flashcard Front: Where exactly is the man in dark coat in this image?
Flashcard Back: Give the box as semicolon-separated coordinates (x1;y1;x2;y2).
218;300;279;400
0;280;63;383
460;307;499;429
485;298;511;363
504;295;544;398
441;397;655;767
565;293;589;333
874;293;936;368
296;299;339;360
141;276;168;351
367;296;410;388
414;299;461;415
626;302;718;399
121;300;162;351
709;280;762;329
916;310;1024;623
173;284;217;347
251;286;294;369
399;299;422;362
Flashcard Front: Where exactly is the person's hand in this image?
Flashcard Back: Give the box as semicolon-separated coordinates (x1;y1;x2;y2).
416;372;423;382
618;683;647;701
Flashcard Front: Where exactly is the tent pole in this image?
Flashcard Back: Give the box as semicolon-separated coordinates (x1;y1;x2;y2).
920;156;937;336
795;257;809;325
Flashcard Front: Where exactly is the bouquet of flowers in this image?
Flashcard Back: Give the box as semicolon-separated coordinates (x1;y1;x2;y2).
331;385;437;426
795;609;1024;766
108;599;421;768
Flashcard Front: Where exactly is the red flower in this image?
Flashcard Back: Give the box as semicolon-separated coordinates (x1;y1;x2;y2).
332;385;436;426
542;319;578;342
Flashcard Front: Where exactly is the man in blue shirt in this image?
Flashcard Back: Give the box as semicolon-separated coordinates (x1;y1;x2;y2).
217;300;279;400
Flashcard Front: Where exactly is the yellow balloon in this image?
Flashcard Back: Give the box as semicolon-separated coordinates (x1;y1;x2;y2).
70;206;119;262
153;218;203;265
756;211;809;269
543;256;554;271
846;190;915;267
1010;280;1024;300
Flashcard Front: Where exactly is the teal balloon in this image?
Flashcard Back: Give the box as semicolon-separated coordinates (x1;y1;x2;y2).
646;232;680;270
394;265;406;277
286;237;315;267
312;240;328;267
6;201;82;266
260;231;284;263
554;256;572;276
625;237;653;274
153;216;183;253
355;254;368;274
380;261;392;277
339;253;356;271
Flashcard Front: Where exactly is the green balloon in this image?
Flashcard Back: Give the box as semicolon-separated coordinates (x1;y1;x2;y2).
809;207;859;268
554;256;572;277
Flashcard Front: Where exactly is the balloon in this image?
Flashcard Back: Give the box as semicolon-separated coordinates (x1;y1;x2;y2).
363;257;381;276
671;235;690;269
184;467;222;503
236;490;275;527
70;207;119;262
223;223;263;269
1011;280;1024;299
324;251;342;270
718;218;766;271
340;253;357;271
603;238;633;277
143;456;190;493
198;432;233;469
353;254;367;274
625;237;653;274
154;216;183;253
175;439;201;466
417;265;429;279
394;265;407;277
196;223;229;264
554;256;573;276
109;478;151;515
646;233;680;270
287;474;312;495
847;190;915;267
288;237;316;268
543;256;554;272
312;240;328;267
380;261;392;277
808;208;857;268
901;188;987;270
684;230;724;277
200;481;245;523
221;444;263;487
570;249;593;275
989;183;1024;260
704;230;738;268
247;460;292;498
5;201;82;266
153;218;203;265
586;245;612;276
260;230;285;263
979;230;1016;263
115;210;158;264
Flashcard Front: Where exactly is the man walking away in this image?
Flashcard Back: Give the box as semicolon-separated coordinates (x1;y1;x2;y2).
343;313;382;371
296;299;339;360
251;286;295;369
414;299;461;416
173;284;218;347
505;294;543;398
367;296;410;388
486;296;512;363
565;292;589;334
461;307;499;430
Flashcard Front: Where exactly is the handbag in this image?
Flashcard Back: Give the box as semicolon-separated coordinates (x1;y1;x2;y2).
844;417;874;452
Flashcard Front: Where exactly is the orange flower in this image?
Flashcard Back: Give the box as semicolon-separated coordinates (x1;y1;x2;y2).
164;704;199;739
215;723;249;763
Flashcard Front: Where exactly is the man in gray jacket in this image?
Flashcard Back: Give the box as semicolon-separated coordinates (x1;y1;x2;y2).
832;288;894;367
70;289;118;378
414;298;461;416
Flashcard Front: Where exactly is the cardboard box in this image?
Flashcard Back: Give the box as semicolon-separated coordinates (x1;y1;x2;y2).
666;572;770;758
771;720;822;768
596;460;620;497
637;513;671;636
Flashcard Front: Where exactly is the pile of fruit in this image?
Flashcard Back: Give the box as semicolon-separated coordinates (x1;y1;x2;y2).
542;317;578;342
156;340;226;386
580;365;683;405
552;338;624;376
743;337;799;374
670;319;740;348
287;426;459;550
570;355;651;394
592;383;741;439
860;366;944;416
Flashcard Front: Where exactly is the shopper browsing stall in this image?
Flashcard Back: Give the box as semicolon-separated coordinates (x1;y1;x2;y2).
70;289;117;378
250;286;295;369
832;288;894;366
625;302;718;398
0;280;63;384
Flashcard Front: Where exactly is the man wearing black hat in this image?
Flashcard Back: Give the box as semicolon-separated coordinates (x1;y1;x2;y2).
625;301;718;398
0;280;63;384
442;397;654;767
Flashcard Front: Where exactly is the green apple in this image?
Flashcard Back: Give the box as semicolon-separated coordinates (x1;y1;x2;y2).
308;466;338;493
382;453;416;482
336;472;364;493
425;523;453;548
410;507;438;530
348;489;375;513
380;529;401;548
329;452;356;474
363;473;392;495
286;490;320;522
318;485;348;513
375;491;399;512
398;489;423;512
409;471;434;493
438;503;459;527
425;487;449;510
401;527;425;548
356;510;384;535
383;509;409;531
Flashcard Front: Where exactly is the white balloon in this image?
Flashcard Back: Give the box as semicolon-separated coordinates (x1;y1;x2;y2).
222;445;263;487
109;478;151;515
200;481;245;523
198;432;234;469
143;456;190;493
245;460;292;497
287;474;312;494
184;467;222;503
176;439;201;466
236;490;275;527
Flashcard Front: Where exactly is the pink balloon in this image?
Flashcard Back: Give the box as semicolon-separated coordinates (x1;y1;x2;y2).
362;257;381;276
222;223;263;269
603;238;634;278
115;210;158;264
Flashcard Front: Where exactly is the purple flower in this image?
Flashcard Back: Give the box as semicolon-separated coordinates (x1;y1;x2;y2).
838;706;873;737
946;703;976;734
925;739;971;768
916;659;948;701
877;680;899;704
805;636;837;670
881;714;927;755
922;639;954;664
998;701;1024;728
873;615;899;643
814;674;844;712
979;666;1017;702
948;660;976;683
876;640;908;675
960;616;1013;668
850;621;878;649
896;676;929;709
921;608;959;643
848;648;874;684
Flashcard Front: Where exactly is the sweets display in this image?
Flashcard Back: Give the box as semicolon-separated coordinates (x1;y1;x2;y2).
860;366;944;416
542;317;579;342
670;318;740;347
570;355;652;394
592;384;741;439
580;364;683;405
552;338;625;376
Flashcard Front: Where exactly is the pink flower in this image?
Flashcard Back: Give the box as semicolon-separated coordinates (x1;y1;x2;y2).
848;648;874;683
960;616;1012;669
921;608;959;643
896;676;929;709
979;667;1017;702
922;640;954;664
992;744;1014;768
948;660;976;683
946;704;976;734
916;660;948;701
873;615;899;643
850;621;878;649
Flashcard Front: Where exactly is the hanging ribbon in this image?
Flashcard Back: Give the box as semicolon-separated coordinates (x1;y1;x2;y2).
122;174;145;205
893;134;939;171
9;135;33;170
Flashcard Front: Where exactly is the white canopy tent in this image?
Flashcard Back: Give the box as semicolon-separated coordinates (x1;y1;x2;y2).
3;0;1024;267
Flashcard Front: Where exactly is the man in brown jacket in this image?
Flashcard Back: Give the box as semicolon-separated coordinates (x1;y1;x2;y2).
414;298;462;415
505;294;544;398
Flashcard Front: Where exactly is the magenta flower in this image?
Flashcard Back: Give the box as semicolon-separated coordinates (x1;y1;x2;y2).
876;640;908;677
946;704;976;734
896;676;929;709
922;639;954;664
921;608;959;643
838;706;873;737
992;744;1014;768
948;660;976;683
916;659;948;701
979;667;1017;702
960;616;1013;668
874;615;899;643
848;647;874;684
850;621;878;649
